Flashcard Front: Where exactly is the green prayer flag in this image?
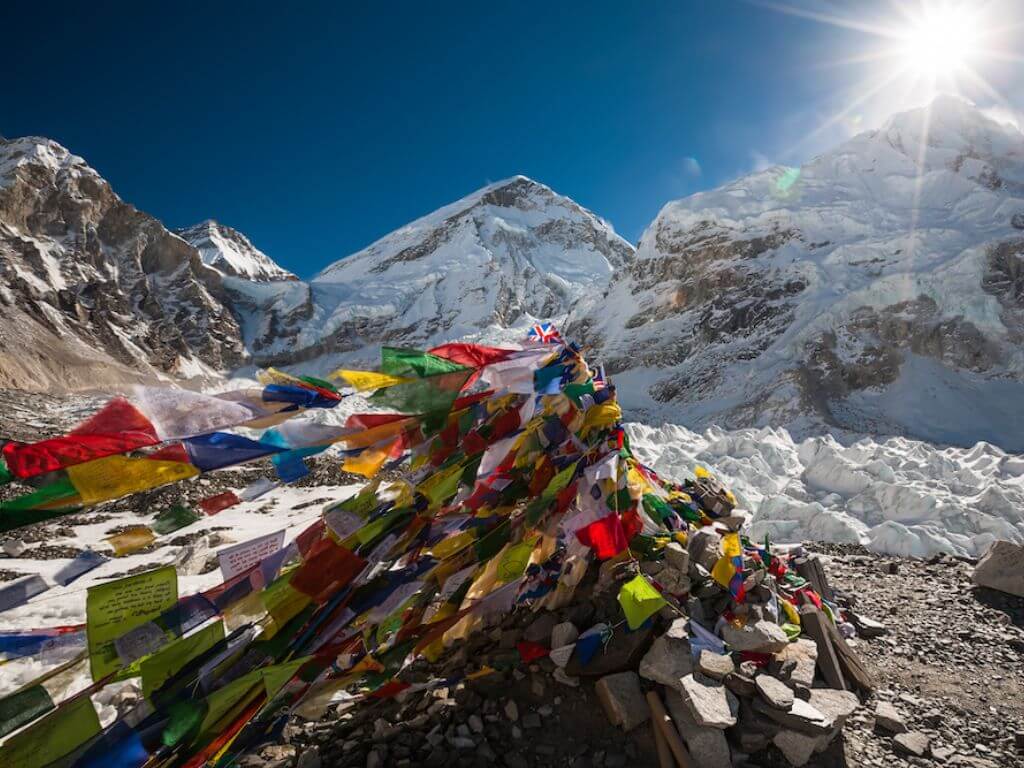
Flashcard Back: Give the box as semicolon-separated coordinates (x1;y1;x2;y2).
496;540;534;582
0;457;12;486
617;574;666;630
0;684;55;739
162;699;206;747
380;347;469;378
473;519;511;562
299;375;338;393
199;670;263;735
140;619;225;698
152;503;201;536
643;493;673;523
368;369;474;422
86;565;178;681
416;461;465;508
0;693;100;768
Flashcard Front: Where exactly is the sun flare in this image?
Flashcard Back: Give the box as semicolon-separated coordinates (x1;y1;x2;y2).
898;5;978;77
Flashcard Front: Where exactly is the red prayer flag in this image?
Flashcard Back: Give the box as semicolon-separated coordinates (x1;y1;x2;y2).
428;343;516;369
516;640;550;663
575;512;629;560
3;398;158;479
290;538;366;601
200;491;241;515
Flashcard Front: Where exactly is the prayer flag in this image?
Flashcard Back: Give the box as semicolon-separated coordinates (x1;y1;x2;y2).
617;574;666;630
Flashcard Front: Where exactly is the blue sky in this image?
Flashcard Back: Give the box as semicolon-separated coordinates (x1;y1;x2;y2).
3;1;1021;277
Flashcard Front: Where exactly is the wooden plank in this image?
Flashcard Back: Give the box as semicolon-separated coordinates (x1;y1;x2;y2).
822;607;876;694
799;604;847;691
794;555;834;602
646;690;695;768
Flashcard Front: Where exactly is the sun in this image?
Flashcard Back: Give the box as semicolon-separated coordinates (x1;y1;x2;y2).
898;5;978;77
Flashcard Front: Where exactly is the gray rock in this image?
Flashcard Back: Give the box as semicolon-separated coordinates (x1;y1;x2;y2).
697;650;735;681
523;613;560;644
504;700;519;722
688;528;723;572
755;674;795;710
774;638;818;689
521;712;541;729
753;697;833;736
468;715;484;734
296;748;321;768
723;669;758;698
806;689;859;727
721;620;790;654
773;729;829;767
973;540;1024;598
595;671;650;732
893;731;930;758
874;701;907;734
665;690;732;768
664;542;690;572
638;618;693;689
680;673;739;729
551;621;579;648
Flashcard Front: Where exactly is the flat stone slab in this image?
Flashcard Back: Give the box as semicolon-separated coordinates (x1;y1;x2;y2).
680;672;739;729
756;673;795;710
595;671;649;732
721;620;789;654
973;540;1024;598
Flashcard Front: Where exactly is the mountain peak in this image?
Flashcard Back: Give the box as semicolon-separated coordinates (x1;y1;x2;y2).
176;220;295;282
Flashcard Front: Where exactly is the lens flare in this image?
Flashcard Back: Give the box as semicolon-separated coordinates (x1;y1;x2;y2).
899;6;977;76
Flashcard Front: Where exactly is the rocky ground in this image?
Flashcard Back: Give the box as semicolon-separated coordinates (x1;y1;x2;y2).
236;544;1023;768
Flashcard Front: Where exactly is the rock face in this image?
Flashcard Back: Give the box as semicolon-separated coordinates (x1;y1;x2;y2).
973;539;1024;597
568;96;1024;452
0;137;247;390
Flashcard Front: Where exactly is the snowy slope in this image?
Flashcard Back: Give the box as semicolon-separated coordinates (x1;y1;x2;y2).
570;97;1024;451
176;220;295;282
242;176;635;367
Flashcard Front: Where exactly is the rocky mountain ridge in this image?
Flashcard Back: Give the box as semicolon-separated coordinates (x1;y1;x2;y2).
567;96;1024;451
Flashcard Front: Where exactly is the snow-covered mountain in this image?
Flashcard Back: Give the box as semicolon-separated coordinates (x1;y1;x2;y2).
0;137;631;388
0;137;248;390
176;220;296;282
237;175;635;367
569;96;1024;452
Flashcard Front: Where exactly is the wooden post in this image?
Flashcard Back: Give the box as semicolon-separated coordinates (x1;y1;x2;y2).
799;604;847;691
646;690;695;768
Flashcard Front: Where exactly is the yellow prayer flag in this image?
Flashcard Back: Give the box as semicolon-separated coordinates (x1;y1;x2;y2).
343;446;390;478
68;455;198;505
333;370;413;392
106;526;156;556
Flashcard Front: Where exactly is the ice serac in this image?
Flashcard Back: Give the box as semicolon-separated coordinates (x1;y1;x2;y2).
175;220;295;282
0;137;245;391
569;96;1024;452
245;176;635;367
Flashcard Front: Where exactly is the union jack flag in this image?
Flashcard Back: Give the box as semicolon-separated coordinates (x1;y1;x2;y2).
527;322;563;345
592;364;607;390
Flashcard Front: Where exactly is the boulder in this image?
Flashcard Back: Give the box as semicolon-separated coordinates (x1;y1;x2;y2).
688;528;723;572
755;673;794;711
893;731;930;758
697;650;735;681
753;697;833;736
721;620;789;654
973;540;1024;598
873;701;907;734
773;729;830;767
595;671;649;732
807;689;859;728
665;690;732;768
680;673;739;729
550;621;578;649
774;638;818;689
664;542;690;573
638;618;693;689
